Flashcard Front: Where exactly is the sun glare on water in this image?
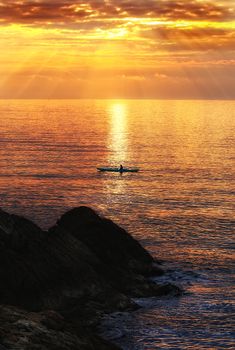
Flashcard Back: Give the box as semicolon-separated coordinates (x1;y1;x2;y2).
108;103;129;164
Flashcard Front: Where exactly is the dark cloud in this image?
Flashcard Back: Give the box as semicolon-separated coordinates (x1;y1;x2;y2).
0;0;234;26
109;0;234;20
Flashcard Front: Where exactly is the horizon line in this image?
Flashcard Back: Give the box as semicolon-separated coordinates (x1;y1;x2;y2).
0;97;235;101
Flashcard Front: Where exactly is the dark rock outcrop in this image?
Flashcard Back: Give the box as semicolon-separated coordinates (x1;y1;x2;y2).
57;206;153;275
55;206;168;297
0;206;181;350
0;208;135;317
0;305;120;350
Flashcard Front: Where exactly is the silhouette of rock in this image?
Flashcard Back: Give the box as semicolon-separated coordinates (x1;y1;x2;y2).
0;206;182;349
57;206;154;275
0;305;120;350
55;207;173;296
0;209;135;318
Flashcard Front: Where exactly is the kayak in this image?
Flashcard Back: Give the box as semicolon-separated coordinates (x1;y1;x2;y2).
97;167;139;173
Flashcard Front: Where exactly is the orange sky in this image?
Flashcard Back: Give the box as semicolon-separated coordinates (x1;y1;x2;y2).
0;0;235;99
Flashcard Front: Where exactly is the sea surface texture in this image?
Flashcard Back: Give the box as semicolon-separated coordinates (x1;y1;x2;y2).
0;99;234;349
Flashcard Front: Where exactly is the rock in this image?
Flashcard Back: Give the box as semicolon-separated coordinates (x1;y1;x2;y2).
56;206;154;274
56;206;159;288
0;345;7;350
153;283;182;297
0;208;181;311
0;206;182;350
0;305;120;350
40;310;65;331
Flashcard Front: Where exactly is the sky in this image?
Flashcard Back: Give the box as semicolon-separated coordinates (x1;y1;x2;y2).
0;0;235;99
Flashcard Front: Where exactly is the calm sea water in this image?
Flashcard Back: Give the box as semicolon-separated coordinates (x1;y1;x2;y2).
0;99;234;349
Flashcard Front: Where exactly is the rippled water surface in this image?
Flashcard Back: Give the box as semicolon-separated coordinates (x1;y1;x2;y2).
0;99;234;349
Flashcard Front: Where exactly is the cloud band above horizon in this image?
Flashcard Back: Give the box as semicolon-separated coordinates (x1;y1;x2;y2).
0;0;235;99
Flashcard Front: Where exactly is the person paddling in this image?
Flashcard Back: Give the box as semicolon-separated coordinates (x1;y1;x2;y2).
119;164;123;172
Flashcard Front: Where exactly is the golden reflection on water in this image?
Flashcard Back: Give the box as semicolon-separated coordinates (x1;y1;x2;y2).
101;102;130;197
0;99;234;227
108;102;129;164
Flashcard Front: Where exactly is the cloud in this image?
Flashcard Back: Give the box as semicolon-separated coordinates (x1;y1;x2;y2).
0;1;234;99
0;0;234;52
0;0;234;26
139;25;235;51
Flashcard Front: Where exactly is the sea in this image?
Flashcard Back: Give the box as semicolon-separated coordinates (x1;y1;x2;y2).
0;99;234;349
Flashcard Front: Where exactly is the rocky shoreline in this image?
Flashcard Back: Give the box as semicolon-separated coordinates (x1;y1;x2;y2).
0;206;181;350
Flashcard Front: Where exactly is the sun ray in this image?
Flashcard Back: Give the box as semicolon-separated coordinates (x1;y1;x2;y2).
0;1;234;99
